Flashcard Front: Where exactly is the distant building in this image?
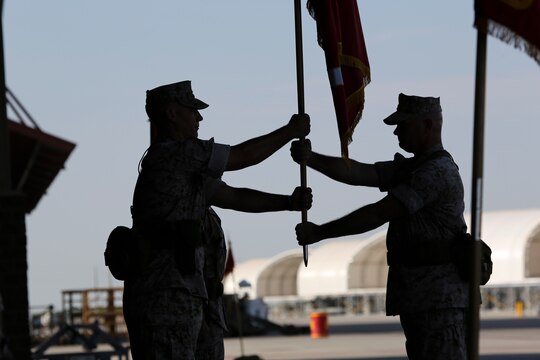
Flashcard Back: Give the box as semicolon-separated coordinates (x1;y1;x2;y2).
224;208;540;317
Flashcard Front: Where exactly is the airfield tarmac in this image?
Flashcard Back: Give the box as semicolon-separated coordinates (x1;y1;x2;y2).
224;312;540;360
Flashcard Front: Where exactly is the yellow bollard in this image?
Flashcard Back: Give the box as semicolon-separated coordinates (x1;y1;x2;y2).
515;300;524;318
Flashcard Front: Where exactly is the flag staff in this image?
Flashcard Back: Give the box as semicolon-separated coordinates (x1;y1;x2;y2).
468;15;488;360
0;0;10;193
294;0;309;267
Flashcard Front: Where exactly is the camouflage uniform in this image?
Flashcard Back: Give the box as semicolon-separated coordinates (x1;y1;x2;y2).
196;201;228;360
375;144;469;359
124;137;230;360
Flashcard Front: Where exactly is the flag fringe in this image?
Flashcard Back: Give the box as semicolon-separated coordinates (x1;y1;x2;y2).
308;0;370;160
486;19;540;66
341;89;365;159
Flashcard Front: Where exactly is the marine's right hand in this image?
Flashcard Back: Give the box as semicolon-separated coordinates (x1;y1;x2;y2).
289;186;313;211
290;139;312;164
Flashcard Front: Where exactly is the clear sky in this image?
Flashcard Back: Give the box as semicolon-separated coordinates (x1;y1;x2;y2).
5;1;540;310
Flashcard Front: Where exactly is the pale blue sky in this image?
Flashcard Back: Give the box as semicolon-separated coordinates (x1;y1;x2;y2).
5;1;540;309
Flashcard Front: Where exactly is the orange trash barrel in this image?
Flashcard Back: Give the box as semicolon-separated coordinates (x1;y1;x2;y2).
310;312;328;338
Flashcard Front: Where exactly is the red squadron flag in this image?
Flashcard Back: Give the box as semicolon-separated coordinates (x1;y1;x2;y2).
307;0;370;159
475;0;540;66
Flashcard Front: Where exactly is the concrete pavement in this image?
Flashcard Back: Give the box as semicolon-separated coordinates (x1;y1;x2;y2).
32;311;540;359
224;313;540;360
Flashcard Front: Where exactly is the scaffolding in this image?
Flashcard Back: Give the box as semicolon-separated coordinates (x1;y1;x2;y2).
61;288;126;339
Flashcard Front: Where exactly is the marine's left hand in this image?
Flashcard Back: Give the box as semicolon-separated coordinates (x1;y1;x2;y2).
295;221;321;245
287;113;310;139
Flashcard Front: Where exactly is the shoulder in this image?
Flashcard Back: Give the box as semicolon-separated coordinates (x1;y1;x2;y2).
415;149;458;174
412;150;462;190
147;138;216;163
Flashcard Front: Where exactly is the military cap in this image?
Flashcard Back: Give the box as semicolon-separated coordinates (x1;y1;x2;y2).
146;80;209;110
383;93;442;125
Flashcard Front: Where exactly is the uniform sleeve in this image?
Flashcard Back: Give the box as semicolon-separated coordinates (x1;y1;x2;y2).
374;153;408;192
374;160;397;192
207;139;230;178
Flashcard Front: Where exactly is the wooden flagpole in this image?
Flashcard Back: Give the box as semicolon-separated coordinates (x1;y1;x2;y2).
294;0;309;267
468;15;488;360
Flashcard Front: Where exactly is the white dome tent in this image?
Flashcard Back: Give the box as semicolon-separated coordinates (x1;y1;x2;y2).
224;209;540;315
